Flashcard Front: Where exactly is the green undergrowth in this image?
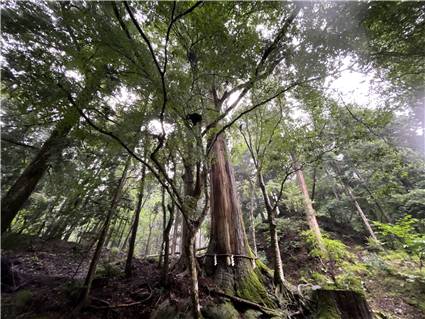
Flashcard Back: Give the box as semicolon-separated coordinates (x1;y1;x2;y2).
95;260;122;278
299;229;425;316
363;250;425;312
301;230;368;294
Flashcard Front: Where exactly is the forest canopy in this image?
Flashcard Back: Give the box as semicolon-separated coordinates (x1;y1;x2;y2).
1;1;424;319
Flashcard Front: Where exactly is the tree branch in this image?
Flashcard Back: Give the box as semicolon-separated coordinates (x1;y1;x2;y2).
1;137;40;150
206;75;322;155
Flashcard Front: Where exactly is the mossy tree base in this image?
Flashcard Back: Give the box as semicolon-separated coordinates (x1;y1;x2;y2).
204;257;295;312
312;289;373;319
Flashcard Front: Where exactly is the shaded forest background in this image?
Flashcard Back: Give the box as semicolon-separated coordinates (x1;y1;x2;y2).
1;1;424;319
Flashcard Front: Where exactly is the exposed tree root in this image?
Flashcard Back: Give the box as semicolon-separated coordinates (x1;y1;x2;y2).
208;288;284;317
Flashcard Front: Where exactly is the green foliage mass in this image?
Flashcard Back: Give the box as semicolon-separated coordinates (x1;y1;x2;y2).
374;215;425;267
1;1;424;317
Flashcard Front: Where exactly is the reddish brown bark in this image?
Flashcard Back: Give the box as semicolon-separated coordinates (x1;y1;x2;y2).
293;158;326;254
206;135;255;289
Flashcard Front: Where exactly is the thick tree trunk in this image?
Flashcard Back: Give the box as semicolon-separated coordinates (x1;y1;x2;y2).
76;158;130;309
206;135;272;305
1;110;78;233
125;165;146;277
293;158;326;254
207;135;249;257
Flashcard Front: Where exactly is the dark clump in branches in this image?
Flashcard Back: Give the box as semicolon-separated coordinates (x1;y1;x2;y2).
186;113;202;126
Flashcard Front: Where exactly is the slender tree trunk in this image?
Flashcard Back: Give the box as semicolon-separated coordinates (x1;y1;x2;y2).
175;161;196;271
115;218;127;249
311;165;317;202
75;158;130;310
105;216;118;249
329;164;378;241
257;171;285;288
187;229;201;319
159;189;167;269
248;180;258;256
1;110;79;233
171;211;181;256
144;225;153;257
353;168;391;223
121;221;133;250
161;202;175;286
344;186;378;241
154;227;161;256
112;217;125;248
292;157;326;254
62;226;75;242
125;164;146;277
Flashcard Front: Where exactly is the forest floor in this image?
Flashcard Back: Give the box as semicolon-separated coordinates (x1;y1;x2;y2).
1;231;425;319
271;218;425;319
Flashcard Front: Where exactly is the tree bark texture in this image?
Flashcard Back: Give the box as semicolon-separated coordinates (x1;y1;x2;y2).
206;135;272;305
293;159;326;254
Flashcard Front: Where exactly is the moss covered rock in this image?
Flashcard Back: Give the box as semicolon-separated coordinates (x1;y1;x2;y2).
202;301;239;319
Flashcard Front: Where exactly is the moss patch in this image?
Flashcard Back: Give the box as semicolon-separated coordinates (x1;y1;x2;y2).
236;267;275;308
15;289;33;309
202;302;239;319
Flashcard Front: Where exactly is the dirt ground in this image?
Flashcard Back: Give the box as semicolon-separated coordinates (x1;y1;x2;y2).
1;233;425;318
